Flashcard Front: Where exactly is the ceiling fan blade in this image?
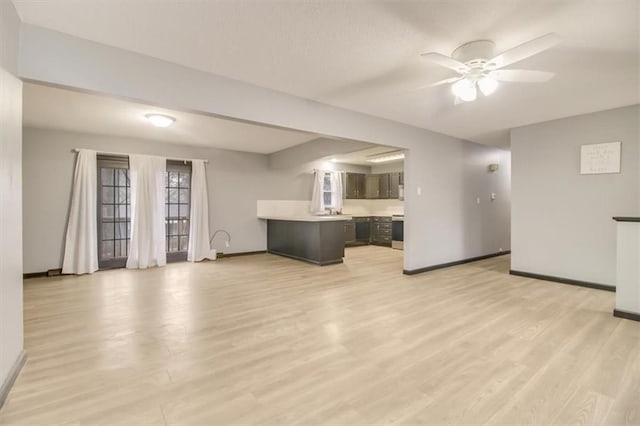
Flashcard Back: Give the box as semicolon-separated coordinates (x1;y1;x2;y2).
418;76;462;90
490;69;555;82
420;52;470;73
488;33;560;69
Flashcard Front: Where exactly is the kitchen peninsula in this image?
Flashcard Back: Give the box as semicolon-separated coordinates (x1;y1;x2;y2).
259;215;352;265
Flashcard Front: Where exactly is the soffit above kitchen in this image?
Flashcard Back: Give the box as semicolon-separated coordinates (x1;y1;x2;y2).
12;0;639;147
23;83;319;154
329;146;404;166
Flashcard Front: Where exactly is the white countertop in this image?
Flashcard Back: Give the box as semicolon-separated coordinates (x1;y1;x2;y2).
342;213;403;217
258;215;353;222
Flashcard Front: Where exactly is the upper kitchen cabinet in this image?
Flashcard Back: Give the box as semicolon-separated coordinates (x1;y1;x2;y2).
344;171;404;200
389;172;401;199
365;174;380;199
345;173;366;199
379;173;390;199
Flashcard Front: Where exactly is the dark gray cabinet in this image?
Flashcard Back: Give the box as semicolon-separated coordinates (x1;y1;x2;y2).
345;172;403;200
365;174;380;199
267;219;345;265
389;172;401;199
345;173;366;199
379;174;390;199
344;220;356;245
345;216;394;247
354;217;371;244
371;216;392;246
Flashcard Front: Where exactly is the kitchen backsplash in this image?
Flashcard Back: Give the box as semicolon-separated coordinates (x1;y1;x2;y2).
342;199;404;216
257;199;404;217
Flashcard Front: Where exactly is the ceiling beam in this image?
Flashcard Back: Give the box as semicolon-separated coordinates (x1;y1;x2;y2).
18;24;462;152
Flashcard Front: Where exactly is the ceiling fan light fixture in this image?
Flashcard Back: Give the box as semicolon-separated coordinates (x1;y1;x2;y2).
478;76;499;96
452;78;477;102
422;33;560;104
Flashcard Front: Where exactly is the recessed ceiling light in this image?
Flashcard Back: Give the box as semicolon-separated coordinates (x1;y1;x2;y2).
145;113;175;128
367;151;405;163
330;158;338;162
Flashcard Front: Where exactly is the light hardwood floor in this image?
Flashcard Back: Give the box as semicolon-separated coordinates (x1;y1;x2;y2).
1;246;639;425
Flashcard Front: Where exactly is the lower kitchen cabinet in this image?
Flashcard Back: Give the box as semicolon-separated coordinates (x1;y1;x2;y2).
344;216;395;248
371;216;392;247
344;220;356;245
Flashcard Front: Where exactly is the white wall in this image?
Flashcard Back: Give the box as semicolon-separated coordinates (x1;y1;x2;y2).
19;24;512;273
511;105;640;286
0;0;24;396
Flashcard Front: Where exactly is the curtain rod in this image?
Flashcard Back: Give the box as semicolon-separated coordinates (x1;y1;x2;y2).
71;148;209;164
312;168;346;173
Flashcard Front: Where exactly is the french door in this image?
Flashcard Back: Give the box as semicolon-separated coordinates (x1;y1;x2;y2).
97;156;130;269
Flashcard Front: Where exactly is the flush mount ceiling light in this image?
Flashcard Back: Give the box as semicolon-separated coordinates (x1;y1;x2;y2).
145;113;176;127
421;33;560;103
367;151;405;163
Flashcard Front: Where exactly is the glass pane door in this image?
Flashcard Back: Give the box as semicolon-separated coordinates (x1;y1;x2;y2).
97;157;130;269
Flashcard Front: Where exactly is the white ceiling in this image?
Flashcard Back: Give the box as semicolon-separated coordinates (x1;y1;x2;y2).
22;83;319;154
13;0;640;147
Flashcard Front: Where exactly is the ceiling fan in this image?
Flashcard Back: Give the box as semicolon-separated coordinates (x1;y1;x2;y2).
421;33;560;103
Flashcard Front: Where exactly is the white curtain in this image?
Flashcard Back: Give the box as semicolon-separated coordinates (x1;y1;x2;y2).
310;170;325;214
62;149;99;275
330;171;344;212
126;154;167;269
310;170;344;214
187;160;211;261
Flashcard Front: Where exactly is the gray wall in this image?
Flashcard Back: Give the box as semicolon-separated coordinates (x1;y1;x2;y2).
404;138;511;270
371;162;404;174
268;138;373;169
267;139;371;200
0;0;24;396
23;128;272;273
22;129;372;273
511;105;640;286
19;24;512;274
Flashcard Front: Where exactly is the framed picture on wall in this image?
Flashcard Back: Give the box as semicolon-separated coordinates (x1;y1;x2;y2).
580;141;621;175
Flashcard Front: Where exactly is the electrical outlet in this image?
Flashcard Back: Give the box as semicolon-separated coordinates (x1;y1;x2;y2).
476;197;480;204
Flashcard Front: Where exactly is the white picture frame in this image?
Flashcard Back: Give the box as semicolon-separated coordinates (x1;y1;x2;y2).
580;141;621;175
